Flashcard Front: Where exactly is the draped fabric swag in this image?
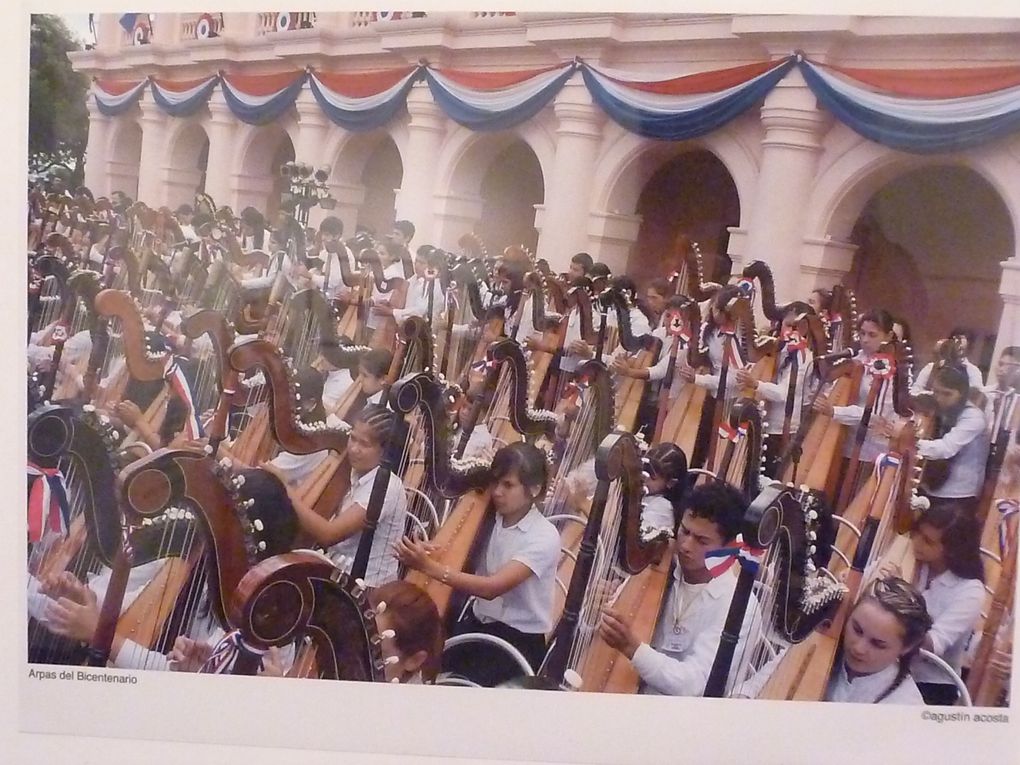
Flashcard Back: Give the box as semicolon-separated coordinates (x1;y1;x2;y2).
90;55;1020;153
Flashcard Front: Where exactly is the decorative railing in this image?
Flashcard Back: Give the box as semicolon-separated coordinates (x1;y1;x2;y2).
256;11;318;35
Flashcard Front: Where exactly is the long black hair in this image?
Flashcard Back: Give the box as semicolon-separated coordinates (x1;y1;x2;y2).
913;499;985;582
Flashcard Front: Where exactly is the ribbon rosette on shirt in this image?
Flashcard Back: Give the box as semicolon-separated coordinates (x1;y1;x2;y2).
27;462;70;543
781;327;807;353
704;534;766;578
864;353;896;379
717;420;749;444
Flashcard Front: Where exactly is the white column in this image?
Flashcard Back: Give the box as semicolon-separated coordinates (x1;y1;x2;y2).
293;89;332;228
433;193;484;252
135;96;170;206
83;98;111;197
393;82;447;246
586;211;643;274
535;81;604;272
328;180;367;238
740;67;828;304
203;91;239;211
989;256;1020;387
799;236;858;291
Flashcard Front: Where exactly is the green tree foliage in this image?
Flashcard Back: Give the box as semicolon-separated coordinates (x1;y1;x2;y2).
29;15;88;181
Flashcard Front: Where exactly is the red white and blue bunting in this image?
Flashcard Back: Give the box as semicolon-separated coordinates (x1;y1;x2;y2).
89;56;1020;154
93;78;148;116
798;59;1020;154
219;71;308;125
580;58;796;141
308;66;420;132
423;63;577;131
150;75;218;117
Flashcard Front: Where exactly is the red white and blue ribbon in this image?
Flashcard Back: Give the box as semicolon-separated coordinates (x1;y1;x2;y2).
27;462;70;543
997;499;1019;558
92;78;147;117
581;57;796;141
308;66;420;132
201;629;267;674
423;62;577;131
220;71;308;125
799;58;1020;154
164;356;204;439
150;75;218;117
704;535;766;577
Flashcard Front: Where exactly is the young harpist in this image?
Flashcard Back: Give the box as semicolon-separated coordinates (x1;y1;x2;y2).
291;404;408;587
598;482;757;696
395;442;561;686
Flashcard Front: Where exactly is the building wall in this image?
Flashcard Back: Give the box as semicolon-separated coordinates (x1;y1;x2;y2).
70;12;1020;366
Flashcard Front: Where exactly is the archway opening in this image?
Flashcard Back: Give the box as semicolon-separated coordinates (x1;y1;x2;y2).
266;137;296;221
478;140;544;256
107;120;143;200
167;123;210;209
358;137;403;238
847;164;1013;373
628;149;739;286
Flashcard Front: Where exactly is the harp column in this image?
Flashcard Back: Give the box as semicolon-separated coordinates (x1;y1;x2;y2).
203;90;239;212
535;81;604;273
735;64;828;304
394;82;446;248
136;93;170;207
83;97;112;197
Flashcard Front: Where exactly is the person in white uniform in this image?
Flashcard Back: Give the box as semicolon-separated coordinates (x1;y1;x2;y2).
292;404;408;587
395;441;560;686
877;500;985;705
598;481;758;696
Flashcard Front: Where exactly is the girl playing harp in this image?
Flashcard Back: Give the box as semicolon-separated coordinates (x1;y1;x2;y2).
738;577;932;704
395;442;561;686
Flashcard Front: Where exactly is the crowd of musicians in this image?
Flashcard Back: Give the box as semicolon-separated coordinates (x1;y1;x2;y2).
25;173;1017;706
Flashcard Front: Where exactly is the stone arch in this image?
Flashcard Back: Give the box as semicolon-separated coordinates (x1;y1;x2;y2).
105;116;143;200
431;119;555;250
232;120;298;216
436;119;555;201
808;129;1018;369
593;119;760;221
594;121;758;281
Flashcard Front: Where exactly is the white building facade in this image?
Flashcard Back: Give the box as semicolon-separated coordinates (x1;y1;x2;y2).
69;12;1020;366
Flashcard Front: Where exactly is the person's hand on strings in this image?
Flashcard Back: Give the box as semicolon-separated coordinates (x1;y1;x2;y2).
44;580;99;643
167;636;214;673
599;607;640;660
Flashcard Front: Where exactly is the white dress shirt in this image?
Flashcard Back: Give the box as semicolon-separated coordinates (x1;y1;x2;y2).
392;273;444;326
472;506;561;634
917;402;989;498
832;352;898;462
911;360;984;396
366;262;406;331
630;564;757;696
826;660;924;704
911;565;985;684
326;465;407;586
756;346;814;435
